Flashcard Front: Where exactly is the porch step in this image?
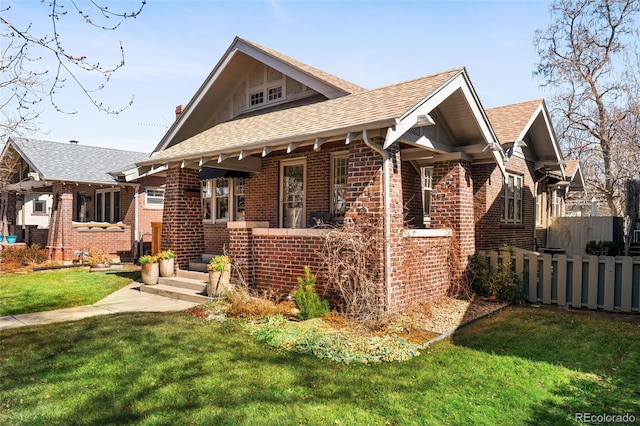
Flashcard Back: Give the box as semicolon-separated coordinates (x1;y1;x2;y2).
140;269;210;304
188;253;219;273
140;283;211;304
629;242;640;256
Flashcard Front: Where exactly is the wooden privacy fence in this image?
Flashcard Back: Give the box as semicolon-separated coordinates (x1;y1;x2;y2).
478;251;640;313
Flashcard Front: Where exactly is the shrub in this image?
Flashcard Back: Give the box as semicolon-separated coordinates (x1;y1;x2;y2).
156;249;175;260
470;254;523;303
585;240;619;256
293;266;330;320
0;244;47;270
208;255;230;271
138;255;157;264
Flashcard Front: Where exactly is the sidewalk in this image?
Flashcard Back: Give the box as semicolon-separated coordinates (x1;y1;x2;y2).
0;282;198;330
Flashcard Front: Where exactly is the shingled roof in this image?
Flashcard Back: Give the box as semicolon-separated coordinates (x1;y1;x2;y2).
8;138;148;184
486;99;542;143
142;67;464;165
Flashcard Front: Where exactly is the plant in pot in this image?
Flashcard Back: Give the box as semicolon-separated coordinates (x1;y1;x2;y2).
87;251;111;272
157;249;175;277
139;255;159;285
207;255;231;297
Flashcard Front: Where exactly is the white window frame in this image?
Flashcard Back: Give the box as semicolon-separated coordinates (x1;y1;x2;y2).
420;166;434;226
551;188;564;217
279;158;306;229
145;187;164;209
245;68;286;111
33;199;47;215
330;152;348;221
201;178;246;224
95;188;121;223
502;173;523;224
535;192;544;226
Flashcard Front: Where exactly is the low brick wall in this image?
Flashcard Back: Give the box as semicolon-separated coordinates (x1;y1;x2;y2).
251;228;329;300
392;229;452;310
204;223;230;254
71;225;133;257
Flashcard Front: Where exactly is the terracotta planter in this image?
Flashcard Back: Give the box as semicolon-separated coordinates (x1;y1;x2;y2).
207;266;231;297
159;258;174;277
141;263;159;285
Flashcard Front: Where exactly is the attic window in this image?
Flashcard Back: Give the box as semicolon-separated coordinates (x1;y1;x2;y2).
268;85;283;101
250;91;264;106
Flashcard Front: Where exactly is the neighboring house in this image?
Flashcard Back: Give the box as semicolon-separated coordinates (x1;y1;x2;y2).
0;138;165;261
135;36;572;312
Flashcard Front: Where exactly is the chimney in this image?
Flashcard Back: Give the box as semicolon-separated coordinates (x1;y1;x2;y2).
175;105;184;120
69;140;79;144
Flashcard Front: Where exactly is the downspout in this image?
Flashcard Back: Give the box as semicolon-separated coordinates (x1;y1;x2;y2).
362;129;392;312
134;185;139;260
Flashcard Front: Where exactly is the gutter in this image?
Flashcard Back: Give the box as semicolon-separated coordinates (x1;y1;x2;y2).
362;129;392;312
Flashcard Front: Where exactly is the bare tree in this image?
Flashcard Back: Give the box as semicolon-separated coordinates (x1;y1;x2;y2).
534;0;640;216
0;1;146;139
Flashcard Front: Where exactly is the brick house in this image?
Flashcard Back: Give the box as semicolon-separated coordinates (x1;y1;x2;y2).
137;37;570;312
0;138;165;262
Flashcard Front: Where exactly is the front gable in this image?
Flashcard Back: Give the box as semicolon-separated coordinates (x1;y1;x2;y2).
154;36;365;154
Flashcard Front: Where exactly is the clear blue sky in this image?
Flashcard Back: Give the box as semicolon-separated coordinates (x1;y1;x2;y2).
6;0;554;153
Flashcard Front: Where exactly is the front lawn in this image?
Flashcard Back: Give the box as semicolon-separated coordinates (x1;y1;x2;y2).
0;268;140;316
0;307;638;425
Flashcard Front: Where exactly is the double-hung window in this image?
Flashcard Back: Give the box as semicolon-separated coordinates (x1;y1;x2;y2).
145;188;164;208
502;173;523;224
202;178;245;223
331;153;348;221
420;166;434;225
551;188;563;217
95;189;121;223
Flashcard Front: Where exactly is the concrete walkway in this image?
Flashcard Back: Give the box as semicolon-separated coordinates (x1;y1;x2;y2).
0;282;198;330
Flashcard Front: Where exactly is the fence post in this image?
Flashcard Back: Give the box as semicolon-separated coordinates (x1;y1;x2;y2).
621;257;633;312
572;255;583;308
515;252;524;284
587;256;599;310
603;257;615;311
528;254;538;303
542;253;552;304
556;255;567;306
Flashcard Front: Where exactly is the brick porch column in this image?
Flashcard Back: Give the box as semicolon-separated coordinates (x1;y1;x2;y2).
46;183;74;261
161;167;205;269
227;221;269;287
431;158;475;290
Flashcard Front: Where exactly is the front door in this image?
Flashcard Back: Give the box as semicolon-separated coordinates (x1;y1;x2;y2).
280;159;306;228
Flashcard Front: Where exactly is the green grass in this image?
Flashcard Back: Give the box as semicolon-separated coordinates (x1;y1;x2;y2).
0;269;140;316
1;307;638;425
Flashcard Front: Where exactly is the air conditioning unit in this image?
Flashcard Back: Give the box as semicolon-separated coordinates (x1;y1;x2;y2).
27;172;40;181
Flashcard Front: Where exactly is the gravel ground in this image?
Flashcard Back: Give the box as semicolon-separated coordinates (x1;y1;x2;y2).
405;297;510;334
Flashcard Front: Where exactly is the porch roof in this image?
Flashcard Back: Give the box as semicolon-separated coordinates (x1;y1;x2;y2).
3;138;148;185
138;67;473;167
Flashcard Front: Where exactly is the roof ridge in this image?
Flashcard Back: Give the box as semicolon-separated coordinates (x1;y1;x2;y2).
13;138;148;156
486;98;543;112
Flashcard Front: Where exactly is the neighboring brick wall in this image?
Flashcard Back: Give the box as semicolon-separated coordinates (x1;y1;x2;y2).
161;167;204;268
473;157;536;251
27;228;49;247
535;228;547;249
71;225;132;258
46;184;73;261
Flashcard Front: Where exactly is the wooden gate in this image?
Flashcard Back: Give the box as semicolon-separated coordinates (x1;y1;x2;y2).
151;222;162;256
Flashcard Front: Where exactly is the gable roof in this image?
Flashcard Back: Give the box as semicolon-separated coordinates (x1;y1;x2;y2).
140;68;465;166
486;99;564;175
153;36;366;154
3;138;148;185
564;159;585;192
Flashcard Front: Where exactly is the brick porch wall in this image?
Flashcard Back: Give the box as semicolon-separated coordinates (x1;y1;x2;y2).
204;223;230;254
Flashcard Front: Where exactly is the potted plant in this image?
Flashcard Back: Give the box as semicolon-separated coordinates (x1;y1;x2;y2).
87;251;111;272
139;255;159;285
207;255;231;297
157;249;175;277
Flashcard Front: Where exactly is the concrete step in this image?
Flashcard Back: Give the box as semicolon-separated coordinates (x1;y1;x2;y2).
176;269;209;281
158;276;207;292
201;254;217;263
188;261;209;273
139;283;211;304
